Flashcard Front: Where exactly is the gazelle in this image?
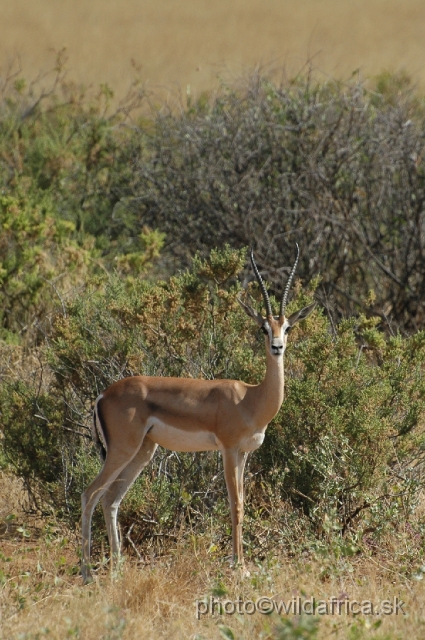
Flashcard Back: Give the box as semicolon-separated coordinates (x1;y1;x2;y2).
81;247;315;583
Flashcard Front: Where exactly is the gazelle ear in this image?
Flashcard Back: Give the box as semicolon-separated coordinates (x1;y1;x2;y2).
287;301;316;327
237;297;264;327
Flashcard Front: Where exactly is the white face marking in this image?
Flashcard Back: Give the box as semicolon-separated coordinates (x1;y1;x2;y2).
146;418;220;452
264;318;288;358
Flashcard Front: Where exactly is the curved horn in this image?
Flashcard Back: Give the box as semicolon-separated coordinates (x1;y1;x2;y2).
250;249;273;318
280;243;300;318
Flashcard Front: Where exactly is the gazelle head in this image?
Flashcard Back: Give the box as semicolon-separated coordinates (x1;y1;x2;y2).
238;245;316;357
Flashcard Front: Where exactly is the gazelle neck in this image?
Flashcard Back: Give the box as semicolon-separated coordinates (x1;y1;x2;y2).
248;337;285;428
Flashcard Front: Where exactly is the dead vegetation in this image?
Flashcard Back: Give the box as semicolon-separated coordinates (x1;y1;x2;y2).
1;466;425;639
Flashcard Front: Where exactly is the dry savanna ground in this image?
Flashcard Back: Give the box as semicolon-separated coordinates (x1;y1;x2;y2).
1;472;425;640
1;0;425;100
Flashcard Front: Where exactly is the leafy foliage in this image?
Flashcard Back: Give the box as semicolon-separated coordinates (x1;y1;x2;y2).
0;60;160;285
1;248;425;558
0;192;93;342
125;73;425;330
2;66;425;332
2;66;425;564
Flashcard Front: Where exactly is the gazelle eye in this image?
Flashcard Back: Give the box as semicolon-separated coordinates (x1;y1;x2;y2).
285;326;292;334
261;326;268;335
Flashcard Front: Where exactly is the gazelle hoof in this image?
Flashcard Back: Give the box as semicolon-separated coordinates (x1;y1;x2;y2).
239;566;251;578
81;567;94;585
230;560;250;578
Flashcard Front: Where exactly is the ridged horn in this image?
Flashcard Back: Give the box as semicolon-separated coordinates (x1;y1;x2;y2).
250;249;273;318
280;243;300;318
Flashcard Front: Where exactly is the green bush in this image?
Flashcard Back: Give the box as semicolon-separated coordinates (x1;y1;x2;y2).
0;192;95;343
1;247;424;555
258;312;425;536
0;59;154;275
2;66;425;332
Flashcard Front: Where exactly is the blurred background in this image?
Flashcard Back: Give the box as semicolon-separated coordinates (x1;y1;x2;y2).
2;0;425;96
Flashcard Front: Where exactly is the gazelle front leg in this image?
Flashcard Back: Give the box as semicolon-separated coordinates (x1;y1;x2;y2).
223;448;247;568
236;451;248;563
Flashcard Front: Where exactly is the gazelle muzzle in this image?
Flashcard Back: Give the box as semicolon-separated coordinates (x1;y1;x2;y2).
271;337;284;356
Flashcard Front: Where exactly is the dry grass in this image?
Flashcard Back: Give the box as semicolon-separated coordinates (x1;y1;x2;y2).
1;0;425;100
1;473;425;639
1;534;424;639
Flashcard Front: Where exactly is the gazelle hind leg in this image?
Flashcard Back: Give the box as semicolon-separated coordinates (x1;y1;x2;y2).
101;439;158;559
81;456;133;584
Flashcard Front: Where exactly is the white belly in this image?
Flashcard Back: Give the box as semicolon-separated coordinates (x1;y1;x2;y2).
146;419;220;452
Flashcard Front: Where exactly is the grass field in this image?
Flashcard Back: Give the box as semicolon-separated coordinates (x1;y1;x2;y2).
1;473;424;640
2;0;425;99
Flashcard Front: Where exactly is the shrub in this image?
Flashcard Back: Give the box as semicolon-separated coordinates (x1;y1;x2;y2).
126;73;425;330
3;66;425;331
0;58;151;273
1;247;424;556
0;192;94;343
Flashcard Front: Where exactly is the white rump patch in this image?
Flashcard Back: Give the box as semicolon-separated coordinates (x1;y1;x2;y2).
240;431;265;452
94;393;108;452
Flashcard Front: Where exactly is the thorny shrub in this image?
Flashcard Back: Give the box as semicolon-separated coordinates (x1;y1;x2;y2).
0;58;165;346
2;62;425;332
1;248;425;560
126;72;425;331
